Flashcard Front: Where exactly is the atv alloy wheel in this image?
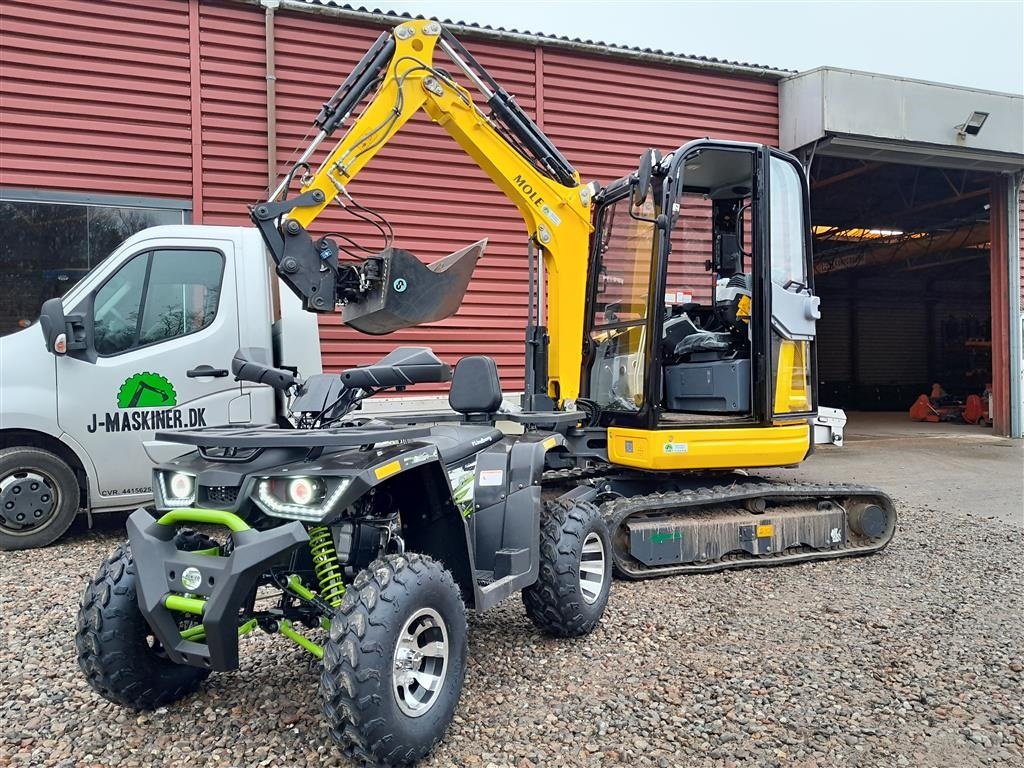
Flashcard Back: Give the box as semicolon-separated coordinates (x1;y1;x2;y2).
522;498;612;638
76;530;219;710
320;552;468;766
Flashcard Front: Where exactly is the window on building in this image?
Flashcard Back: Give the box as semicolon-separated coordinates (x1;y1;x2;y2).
93;249;224;356
0;196;187;335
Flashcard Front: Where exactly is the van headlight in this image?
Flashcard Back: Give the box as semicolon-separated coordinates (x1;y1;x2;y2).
157;471;196;509
254;476;351;521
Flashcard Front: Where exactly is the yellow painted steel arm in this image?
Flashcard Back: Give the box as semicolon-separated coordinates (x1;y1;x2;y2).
286;20;593;403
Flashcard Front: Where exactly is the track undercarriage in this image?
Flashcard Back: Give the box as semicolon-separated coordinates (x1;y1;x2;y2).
543;470;897;579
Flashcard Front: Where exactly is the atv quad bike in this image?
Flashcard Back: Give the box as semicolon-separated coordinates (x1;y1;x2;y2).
76;347;612;766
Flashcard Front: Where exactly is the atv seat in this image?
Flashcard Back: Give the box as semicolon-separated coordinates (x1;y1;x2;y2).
419;355;505;464
424;424;503;466
448;355;503;422
423;355;505;464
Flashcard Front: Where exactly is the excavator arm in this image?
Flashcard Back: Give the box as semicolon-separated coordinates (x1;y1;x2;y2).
252;19;594;404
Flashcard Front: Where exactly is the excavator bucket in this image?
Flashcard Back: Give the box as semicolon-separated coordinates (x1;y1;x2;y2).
343;239;486;335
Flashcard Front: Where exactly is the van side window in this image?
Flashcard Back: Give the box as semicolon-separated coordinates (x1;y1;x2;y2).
93;249;224;356
93;253;148;355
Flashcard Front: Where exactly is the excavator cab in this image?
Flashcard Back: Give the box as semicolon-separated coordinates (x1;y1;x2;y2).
583;140;820;467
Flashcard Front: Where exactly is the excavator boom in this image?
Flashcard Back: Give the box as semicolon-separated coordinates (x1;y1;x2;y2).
252;19;593;404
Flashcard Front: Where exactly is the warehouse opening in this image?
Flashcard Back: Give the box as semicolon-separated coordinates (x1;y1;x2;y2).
780;68;1023;436
810;159;997;429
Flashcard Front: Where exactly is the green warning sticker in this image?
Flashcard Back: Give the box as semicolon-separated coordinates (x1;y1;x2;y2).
650;531;684;544
117;372;177;409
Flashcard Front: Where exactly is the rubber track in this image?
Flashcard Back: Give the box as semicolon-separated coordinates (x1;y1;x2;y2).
601;481;897;579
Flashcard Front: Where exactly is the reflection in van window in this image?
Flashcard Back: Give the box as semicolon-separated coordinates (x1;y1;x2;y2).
139;251;222;347
93;250;224;356
93;254;148;355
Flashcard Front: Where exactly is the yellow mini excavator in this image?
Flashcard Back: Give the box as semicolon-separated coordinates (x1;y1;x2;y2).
254;19;896;578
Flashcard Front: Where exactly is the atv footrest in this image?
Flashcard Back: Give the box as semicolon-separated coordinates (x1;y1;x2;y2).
126;508;308;671
493;547;529;579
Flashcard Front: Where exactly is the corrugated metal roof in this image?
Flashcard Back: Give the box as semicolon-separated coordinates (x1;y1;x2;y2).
271;0;791;78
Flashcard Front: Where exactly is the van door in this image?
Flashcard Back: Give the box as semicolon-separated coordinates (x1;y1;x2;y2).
56;239;241;506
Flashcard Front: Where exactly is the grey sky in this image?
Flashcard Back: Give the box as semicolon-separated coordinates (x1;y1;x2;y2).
370;0;1024;94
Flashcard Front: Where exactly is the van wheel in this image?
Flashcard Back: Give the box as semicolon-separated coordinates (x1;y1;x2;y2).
0;447;81;550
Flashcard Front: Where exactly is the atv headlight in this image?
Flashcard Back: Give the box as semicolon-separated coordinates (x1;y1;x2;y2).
287;477;318;506
255;476;351;521
156;471;196;509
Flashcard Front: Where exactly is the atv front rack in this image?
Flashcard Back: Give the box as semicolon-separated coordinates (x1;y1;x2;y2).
126;508;309;671
155;423;431;448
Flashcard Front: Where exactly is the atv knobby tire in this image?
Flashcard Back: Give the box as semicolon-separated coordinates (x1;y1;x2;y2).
320;552;468;767
522;498;612;638
76;530;218;710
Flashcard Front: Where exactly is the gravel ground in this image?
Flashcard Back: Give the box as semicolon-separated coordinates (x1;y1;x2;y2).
2;498;1022;768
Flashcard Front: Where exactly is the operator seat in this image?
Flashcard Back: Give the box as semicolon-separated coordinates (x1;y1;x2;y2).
425;355;504;466
666;274;752;363
662;275;752;414
662;310;734;362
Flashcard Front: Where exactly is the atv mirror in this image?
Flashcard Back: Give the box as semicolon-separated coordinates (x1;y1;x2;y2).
38;298;68;355
231;348;297;391
632;149;656;208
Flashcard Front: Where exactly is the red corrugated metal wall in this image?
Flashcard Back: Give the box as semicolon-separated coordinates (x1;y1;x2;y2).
541;49;777;308
198;1;268;225
0;0;193;198
185;2;777;390
0;0;780;392
273;12;542;387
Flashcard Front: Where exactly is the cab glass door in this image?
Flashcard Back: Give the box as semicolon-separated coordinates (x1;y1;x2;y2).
585;194;656;412
768;153;817;417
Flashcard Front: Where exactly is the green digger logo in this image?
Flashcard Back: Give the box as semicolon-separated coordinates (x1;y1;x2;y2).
87;372;205;436
117;372;177;409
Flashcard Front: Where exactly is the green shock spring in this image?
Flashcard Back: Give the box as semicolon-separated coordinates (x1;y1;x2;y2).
308;526;346;607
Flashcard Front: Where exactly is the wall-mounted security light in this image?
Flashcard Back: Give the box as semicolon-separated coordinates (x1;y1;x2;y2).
955;111;989;138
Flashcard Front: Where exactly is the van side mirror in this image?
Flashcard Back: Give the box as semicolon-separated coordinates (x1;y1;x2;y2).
38;298;69;355
39;298;89;357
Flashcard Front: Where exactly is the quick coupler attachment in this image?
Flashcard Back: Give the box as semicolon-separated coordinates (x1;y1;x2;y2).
126;508;308;672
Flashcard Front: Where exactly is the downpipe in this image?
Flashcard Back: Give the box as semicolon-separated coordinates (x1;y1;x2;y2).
262;0;280;191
